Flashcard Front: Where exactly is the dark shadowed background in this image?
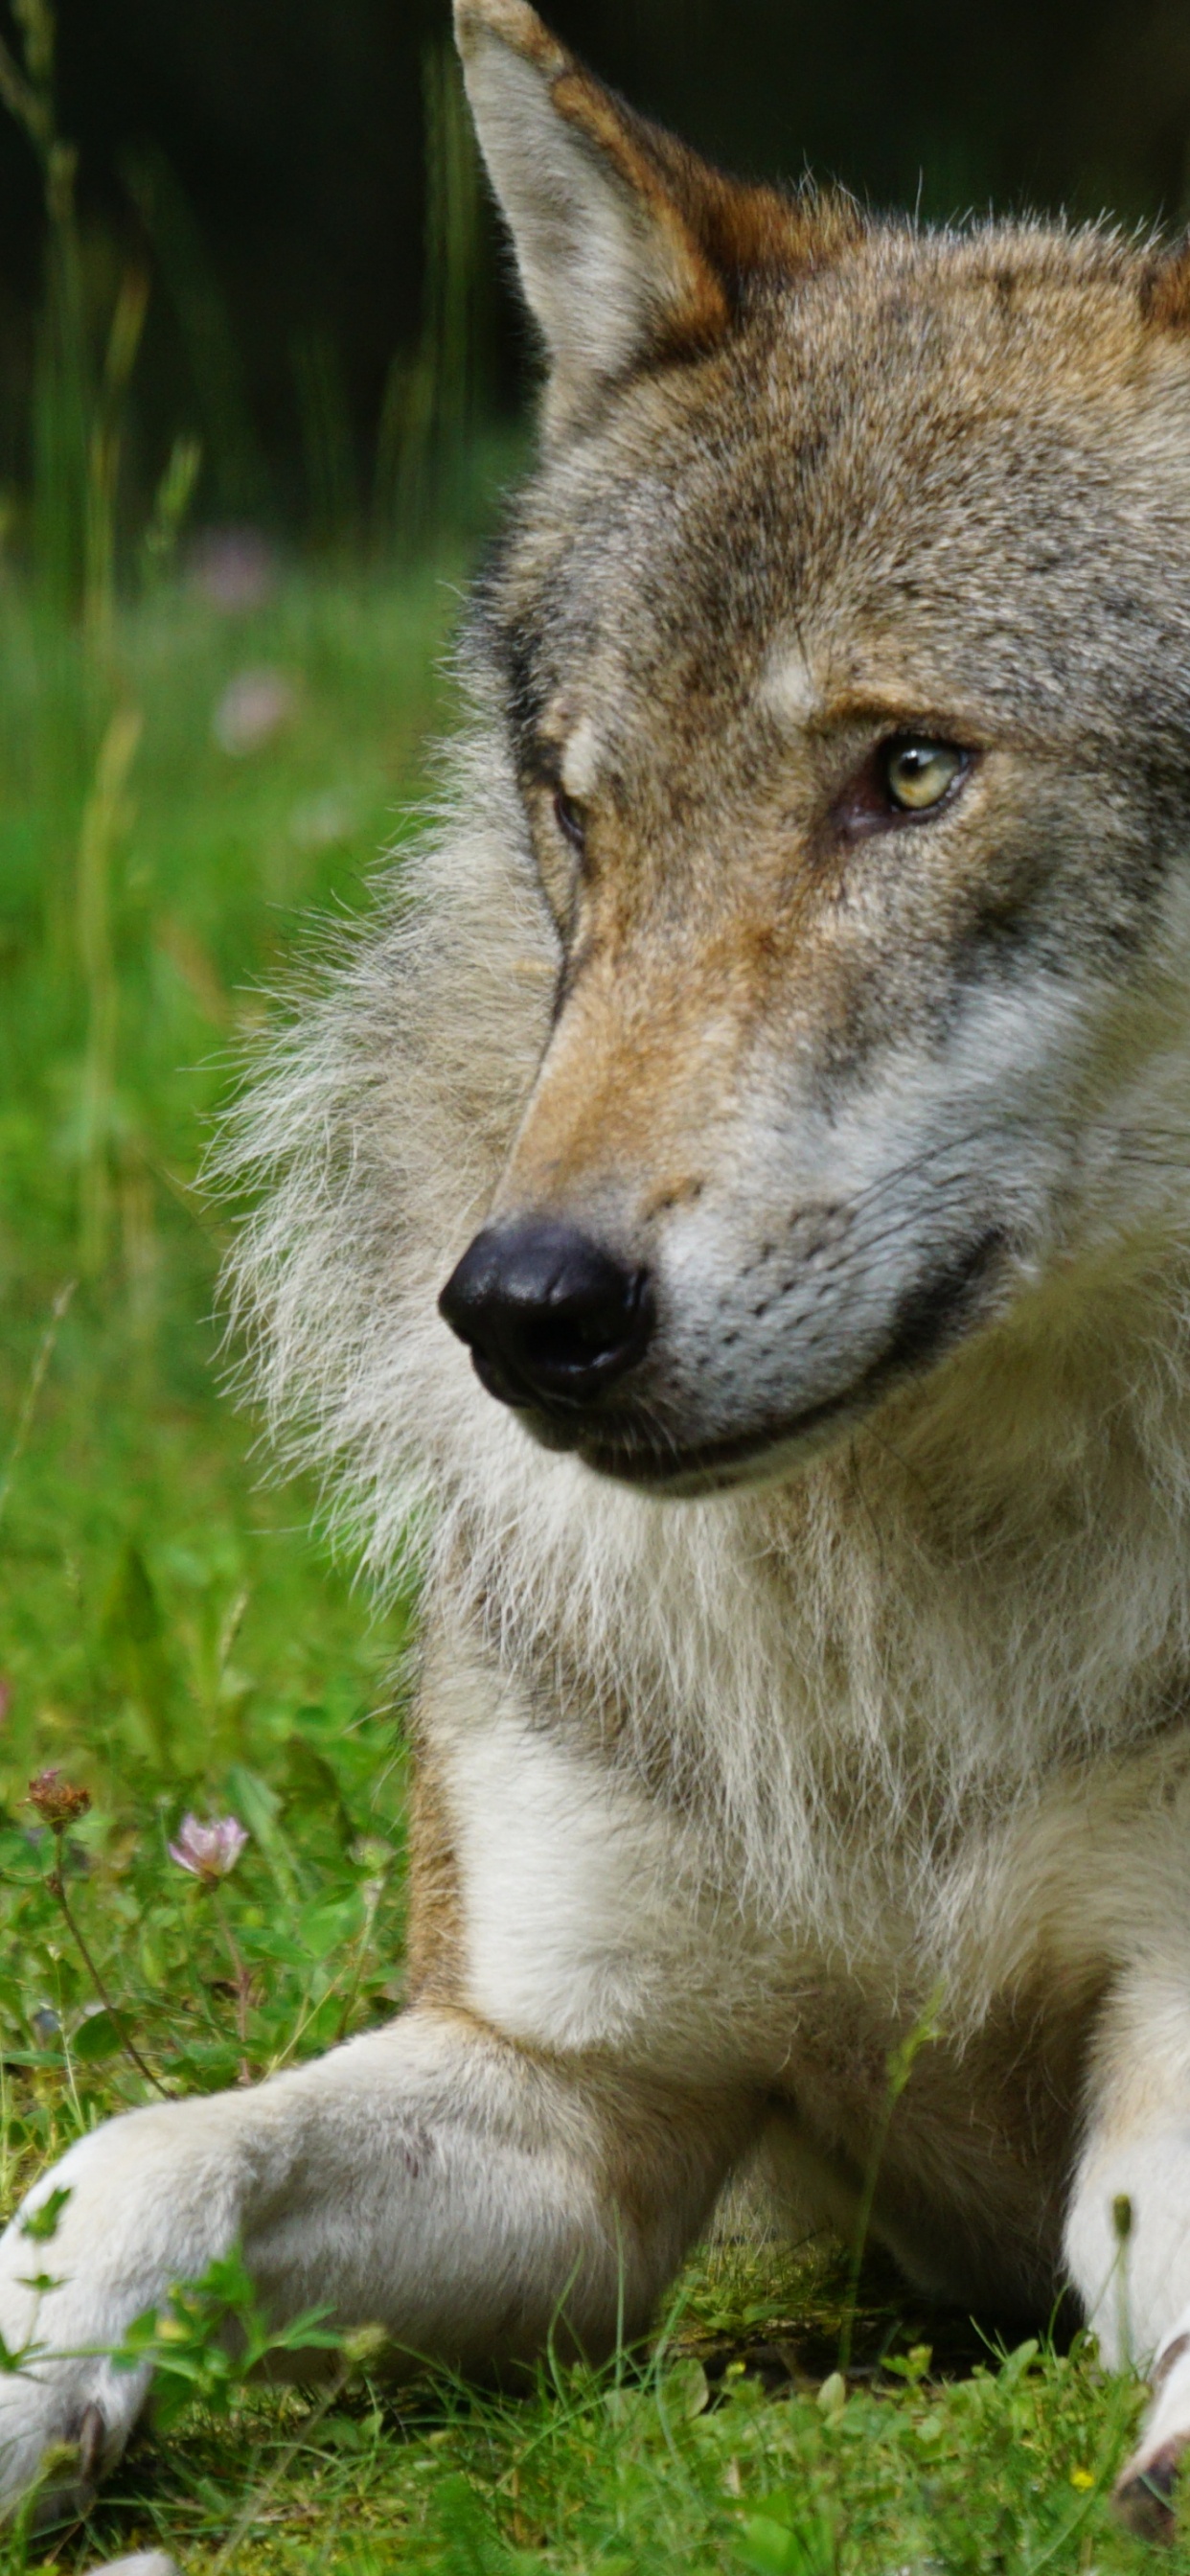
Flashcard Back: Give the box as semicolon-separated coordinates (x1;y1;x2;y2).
1;0;1189;543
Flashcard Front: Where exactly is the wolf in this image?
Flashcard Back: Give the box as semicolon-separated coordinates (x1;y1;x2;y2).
6;0;1190;2540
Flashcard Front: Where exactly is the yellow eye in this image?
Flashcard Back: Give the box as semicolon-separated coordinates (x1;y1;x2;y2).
882;737;967;814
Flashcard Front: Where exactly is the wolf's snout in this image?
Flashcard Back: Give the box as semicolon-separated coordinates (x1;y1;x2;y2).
439;1219;654;1414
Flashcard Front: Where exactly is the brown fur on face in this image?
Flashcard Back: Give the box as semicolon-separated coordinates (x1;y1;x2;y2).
459;215;1190;1484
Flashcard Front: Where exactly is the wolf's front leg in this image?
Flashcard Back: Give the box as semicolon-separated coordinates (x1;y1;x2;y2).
0;2009;748;2519
1064;1970;1190;2537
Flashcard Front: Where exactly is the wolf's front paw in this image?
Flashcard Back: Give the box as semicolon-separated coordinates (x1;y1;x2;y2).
1115;2333;1190;2542
0;2364;148;2530
0;2133;157;2524
1115;2438;1188;2542
0;2098;243;2521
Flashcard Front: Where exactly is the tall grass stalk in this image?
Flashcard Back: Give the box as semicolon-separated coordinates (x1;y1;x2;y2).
0;0;89;616
84;265;149;663
125;146;264;521
0;1277;75;1532
40;1831;171;2100
139;430;203;587
76;702;142;1275
837;1983;946;2376
0;0;155;646
293;326;358;554
1112;2189;1133;2375
375;44;484;558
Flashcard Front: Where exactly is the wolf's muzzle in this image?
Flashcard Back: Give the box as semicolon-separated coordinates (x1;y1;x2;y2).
439;1219;654;1415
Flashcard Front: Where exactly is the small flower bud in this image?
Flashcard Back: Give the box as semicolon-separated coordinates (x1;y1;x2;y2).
28;1768;91;1830
341;2323;390;2375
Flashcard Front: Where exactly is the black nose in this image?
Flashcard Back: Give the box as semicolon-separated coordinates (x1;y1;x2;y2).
439;1219;654;1412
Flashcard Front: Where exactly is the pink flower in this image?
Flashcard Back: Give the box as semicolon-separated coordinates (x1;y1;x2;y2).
169;1812;248;1884
212;667;295;756
190;525;277;615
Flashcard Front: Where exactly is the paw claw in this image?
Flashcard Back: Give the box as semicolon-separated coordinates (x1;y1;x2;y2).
28;2473;97;2535
1114;2438;1188;2542
21;2407;111;2534
77;2401;105;2484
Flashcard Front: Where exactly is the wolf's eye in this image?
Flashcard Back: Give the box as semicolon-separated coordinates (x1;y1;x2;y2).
881;737;967;814
554;789;586;854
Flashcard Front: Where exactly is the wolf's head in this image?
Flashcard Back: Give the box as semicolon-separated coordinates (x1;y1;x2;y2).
436;0;1190;1497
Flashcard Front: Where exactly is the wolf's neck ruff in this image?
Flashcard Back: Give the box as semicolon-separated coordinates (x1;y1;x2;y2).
228;731;1190;1913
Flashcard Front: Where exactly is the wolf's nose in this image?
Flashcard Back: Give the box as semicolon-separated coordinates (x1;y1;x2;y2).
439;1219;654;1412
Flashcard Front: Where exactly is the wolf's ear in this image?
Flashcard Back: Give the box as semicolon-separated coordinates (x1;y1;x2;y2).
454;0;844;434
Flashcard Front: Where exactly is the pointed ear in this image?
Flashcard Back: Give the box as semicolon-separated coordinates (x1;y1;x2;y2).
454;0;856;434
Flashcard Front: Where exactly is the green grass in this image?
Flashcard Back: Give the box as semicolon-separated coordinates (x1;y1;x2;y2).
0;560;1182;2571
